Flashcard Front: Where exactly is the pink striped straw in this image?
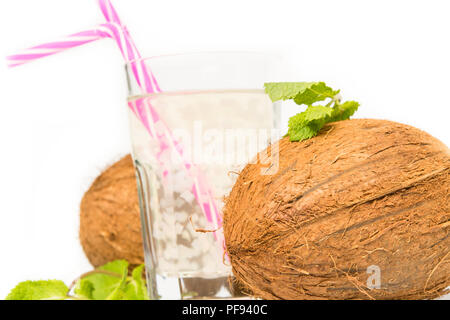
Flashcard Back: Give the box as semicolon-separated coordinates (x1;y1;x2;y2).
6;0;225;255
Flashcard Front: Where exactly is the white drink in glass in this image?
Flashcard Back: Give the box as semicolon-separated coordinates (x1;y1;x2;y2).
128;89;279;299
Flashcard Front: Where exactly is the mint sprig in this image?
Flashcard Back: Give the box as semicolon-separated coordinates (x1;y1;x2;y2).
5;280;69;300
265;82;359;141
6;260;149;300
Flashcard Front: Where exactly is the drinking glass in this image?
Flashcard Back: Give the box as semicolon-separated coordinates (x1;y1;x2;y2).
126;52;282;299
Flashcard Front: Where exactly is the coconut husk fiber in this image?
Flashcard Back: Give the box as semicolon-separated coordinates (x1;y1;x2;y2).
224;119;450;300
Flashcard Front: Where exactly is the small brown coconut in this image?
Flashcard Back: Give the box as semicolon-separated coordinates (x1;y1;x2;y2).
224;119;450;300
80;154;144;267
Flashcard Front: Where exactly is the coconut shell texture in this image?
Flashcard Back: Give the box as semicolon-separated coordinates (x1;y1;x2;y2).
224;119;449;300
80;155;144;267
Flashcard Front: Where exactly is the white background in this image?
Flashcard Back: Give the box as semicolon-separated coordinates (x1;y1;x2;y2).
0;0;449;299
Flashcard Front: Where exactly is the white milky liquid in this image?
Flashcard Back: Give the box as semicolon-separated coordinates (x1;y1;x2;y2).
128;90;278;281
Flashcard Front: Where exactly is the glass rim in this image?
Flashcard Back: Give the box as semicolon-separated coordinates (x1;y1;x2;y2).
124;50;282;68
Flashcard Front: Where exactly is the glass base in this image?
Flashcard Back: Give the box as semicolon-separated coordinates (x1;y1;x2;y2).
149;273;251;300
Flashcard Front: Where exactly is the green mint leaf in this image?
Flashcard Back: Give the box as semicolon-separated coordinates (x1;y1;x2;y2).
264;82;316;102
100;259;129;274
287;107;331;141
6;259;149;301
301;105;334;122
105;269;128;300
330;100;360;122
74;279;95;300
288;123;322;141
293;82;340;106
80;260;129;300
6;280;68;300
265;81;359;142
123;264;149;300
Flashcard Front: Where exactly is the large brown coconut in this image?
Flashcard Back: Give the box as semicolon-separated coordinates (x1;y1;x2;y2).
224;119;449;300
80;155;144;267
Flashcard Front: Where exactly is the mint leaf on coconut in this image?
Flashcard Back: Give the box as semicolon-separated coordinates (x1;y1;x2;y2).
265;82;359;141
264;82;316;101
293;82;340;106
6;280;69;300
330;100;359;122
287;105;333;141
